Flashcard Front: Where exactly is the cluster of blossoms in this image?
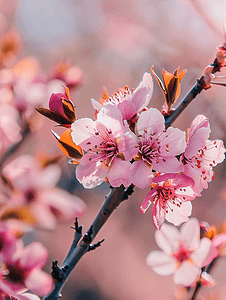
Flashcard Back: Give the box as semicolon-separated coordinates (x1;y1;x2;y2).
0;6;87;299
39;71;225;231
0;154;85;299
0;12;83;154
0;221;52;299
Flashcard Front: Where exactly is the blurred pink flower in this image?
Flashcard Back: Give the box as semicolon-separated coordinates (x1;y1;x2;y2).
140;174;196;229
71;105;137;188
181;115;225;195
0;278;40;300
0;103;22;150
130;108;186;189
1;155;85;229
1;241;53;296
146;218;217;287
91;72;153;126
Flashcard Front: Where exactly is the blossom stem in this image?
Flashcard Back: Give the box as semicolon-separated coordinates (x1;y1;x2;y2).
190;257;218;300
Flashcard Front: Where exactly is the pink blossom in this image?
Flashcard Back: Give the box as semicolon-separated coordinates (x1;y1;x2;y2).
71;105;137;188
0;241;53;296
0;278;40;299
181;115;225;195
140;174;196;229
91;72;153;124
2;155;85;229
130;108;186;189
0;103;22;151
146;218;217;286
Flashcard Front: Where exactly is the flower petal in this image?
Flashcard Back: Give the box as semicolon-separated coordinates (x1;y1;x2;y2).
152;200;166;230
71;118;97;147
25;269;53;296
117;100;137;120
97;105;123;137
108;158;131;187
173;261;200;286
155;223;180;254
20;242;48;270
132;72;153;111
165;201;192;226
190;237;212;267
140;185;158;214
130;161;154;189
76;158;108;189
146;250;176;275
137;108;165;137
180;218;200;251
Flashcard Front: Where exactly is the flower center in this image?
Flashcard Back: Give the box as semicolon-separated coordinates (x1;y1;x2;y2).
24;189;36;204
139;143;159;165
87;130;119;165
173;244;190;263
4;264;25;283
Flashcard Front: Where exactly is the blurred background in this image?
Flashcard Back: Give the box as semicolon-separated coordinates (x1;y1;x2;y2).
1;0;226;299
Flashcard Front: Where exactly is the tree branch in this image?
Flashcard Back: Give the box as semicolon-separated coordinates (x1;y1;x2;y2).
43;59;222;300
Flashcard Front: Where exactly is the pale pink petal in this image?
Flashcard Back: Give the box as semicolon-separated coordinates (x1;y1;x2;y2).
180;218;200;251
35;165;61;189
185;127;210;158
152;156;184;173
21;293;41;300
20;242;48;270
71;118;97;146
183;165;203;195
173;174;195;187
76;159;108;189
130;160;154;189
155;223;180;254
25;269;53;296
201;245;219;267
108;158;131;187
174;261;200;286
3;155;34;190
130;86;149;113
41;189;85;221
189;114;210;137
117;126;137;161
175;187;196;201
190;237;212;267
132;72;153;111
91;98;102;110
140;185;158;214
212;233;226;248
137;108;165;137
165;201;192;226
97;105;123;136
117;100;137;120
146;250;176;275
30;204;57;229
158;127;186;156
203;140;225;167
152;200;166;230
